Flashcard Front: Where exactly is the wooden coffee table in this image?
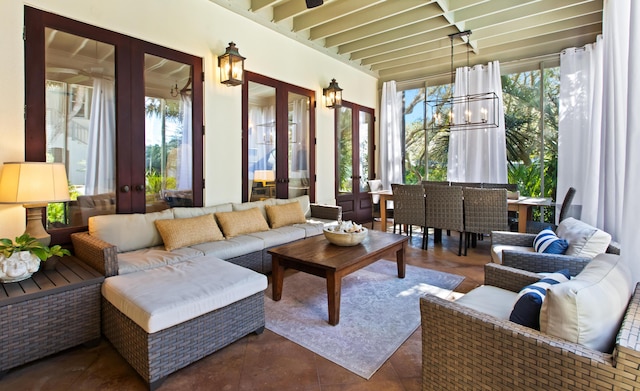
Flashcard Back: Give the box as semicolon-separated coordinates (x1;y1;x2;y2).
268;230;408;325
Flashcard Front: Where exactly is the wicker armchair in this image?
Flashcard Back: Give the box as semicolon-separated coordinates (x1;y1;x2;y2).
424;184;464;255
420;262;640;391
490;230;621;276
391;184;426;248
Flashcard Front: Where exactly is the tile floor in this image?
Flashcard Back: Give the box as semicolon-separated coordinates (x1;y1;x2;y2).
0;225;490;391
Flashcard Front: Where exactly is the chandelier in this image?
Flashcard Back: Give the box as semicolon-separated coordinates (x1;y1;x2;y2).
426;30;499;131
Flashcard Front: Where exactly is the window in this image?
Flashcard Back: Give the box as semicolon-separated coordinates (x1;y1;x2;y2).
24;6;203;242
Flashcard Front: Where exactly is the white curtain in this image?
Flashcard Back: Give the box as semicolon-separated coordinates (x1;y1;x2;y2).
558;0;640;282
379;81;403;189
176;93;192;190
248;105;275;173
447;61;507;183
557;38;603;225
85;78;116;195
291;98;308;171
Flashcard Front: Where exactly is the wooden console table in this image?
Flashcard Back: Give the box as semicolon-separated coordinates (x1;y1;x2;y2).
0;256;104;375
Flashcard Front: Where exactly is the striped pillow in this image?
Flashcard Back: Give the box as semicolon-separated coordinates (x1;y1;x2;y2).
509;270;570;330
533;228;569;254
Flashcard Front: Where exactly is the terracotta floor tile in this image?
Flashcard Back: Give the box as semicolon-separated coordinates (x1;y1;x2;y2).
0;223;490;390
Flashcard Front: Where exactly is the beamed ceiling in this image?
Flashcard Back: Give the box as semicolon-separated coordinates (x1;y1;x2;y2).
210;0;603;87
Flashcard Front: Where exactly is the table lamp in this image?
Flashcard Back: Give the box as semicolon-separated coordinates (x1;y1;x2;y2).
0;162;70;246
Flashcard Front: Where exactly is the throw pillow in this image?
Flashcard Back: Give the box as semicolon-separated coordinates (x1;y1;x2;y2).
533;228;569;254
556;217;611;258
509;269;570;330
265;202;307;229
215;207;270;238
540;254;632;353
154;214;224;251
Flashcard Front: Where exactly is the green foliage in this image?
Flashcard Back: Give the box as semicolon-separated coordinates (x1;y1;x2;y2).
0;234;70;261
146;169;177;196
47;183;81;225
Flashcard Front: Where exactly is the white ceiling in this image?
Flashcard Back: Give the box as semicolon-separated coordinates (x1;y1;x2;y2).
211;0;602;86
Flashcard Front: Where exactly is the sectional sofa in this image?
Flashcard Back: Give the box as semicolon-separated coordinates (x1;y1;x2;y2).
70;195;341;390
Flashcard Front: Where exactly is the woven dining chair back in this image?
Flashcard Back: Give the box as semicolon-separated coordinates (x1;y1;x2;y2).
463;187;509;234
425;184;465;255
391;184;426;248
481;182;518;192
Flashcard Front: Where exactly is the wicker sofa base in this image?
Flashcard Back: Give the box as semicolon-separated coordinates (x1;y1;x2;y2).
102;291;265;390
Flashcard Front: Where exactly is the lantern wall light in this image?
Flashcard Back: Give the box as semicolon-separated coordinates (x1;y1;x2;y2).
323;78;343;108
218;42;245;86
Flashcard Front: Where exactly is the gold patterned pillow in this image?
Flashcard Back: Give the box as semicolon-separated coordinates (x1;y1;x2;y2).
154;214;224;251
265;202;307;229
215;207;270;238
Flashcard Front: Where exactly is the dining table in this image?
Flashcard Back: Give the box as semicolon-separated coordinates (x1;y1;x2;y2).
369;190;552;233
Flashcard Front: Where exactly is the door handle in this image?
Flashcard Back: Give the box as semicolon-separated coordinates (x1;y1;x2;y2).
121;185;130;193
135;184;145;191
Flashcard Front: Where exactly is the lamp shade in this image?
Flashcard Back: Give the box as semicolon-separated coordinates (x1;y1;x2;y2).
0;162;70;204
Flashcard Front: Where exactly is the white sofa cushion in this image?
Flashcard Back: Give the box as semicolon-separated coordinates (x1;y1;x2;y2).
232;199;277;220
172;203;233;219
102;256;268;333
247;226;306;248
556;217;611;258
540;253;632;352
190;235;264;260
89;209;174;253
490;244;535;264
455;285;518;320
117;246;204;274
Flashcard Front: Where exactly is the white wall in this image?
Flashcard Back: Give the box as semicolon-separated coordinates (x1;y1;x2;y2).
0;0;378;239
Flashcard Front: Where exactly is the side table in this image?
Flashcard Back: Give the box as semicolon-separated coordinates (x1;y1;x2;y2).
0;255;104;375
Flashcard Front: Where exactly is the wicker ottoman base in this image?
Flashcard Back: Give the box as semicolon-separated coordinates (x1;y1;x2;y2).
102;291;265;390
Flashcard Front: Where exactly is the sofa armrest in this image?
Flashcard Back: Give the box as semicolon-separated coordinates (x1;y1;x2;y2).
310;203;342;221
491;230;536;247
617;283;640;354
484;263;541;292
501;250;591;276
71;232;119;277
607;240;621;255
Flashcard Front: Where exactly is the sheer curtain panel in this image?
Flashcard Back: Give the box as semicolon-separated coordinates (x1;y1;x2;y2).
379;81;403;189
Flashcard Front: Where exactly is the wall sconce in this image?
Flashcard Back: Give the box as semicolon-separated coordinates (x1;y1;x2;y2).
323;78;343;108
218;42;245;86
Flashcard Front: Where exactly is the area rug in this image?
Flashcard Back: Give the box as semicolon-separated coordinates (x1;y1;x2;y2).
264;260;464;379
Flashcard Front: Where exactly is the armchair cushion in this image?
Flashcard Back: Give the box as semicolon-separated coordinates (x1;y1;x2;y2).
509;269;570;330
540;253;632;352
454;285;518;320
556;217;611;258
533;228;569;254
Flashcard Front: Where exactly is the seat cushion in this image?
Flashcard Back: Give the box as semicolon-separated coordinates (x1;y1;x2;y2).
509;270;570;330
490;244;535;264
117;246;204;274
540;253;632;352
556;217;611;258
455;285;518;320
102;256;268;333
189;235;264;260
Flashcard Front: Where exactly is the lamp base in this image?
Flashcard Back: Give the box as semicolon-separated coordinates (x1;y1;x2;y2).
24;203;51;247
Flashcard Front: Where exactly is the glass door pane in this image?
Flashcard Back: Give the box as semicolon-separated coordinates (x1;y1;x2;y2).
288;92;310;198
358;110;372;193
143;54;193;213
337;106;353;193
45;28;116;227
248;81;277;201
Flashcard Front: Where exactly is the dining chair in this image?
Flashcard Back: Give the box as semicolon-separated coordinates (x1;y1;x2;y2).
462;187;509;255
368;179;393;229
526;187;577;233
391;184;426;248
424;184;465;255
481;183;519;230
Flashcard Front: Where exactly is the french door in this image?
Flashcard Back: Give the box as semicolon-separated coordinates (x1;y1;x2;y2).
24;7;203;241
242;72;315;202
335;102;375;223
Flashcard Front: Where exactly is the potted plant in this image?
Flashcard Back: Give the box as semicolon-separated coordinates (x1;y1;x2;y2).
0;234;70;283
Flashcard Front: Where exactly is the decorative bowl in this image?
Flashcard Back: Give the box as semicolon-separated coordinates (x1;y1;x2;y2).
323;227;368;246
